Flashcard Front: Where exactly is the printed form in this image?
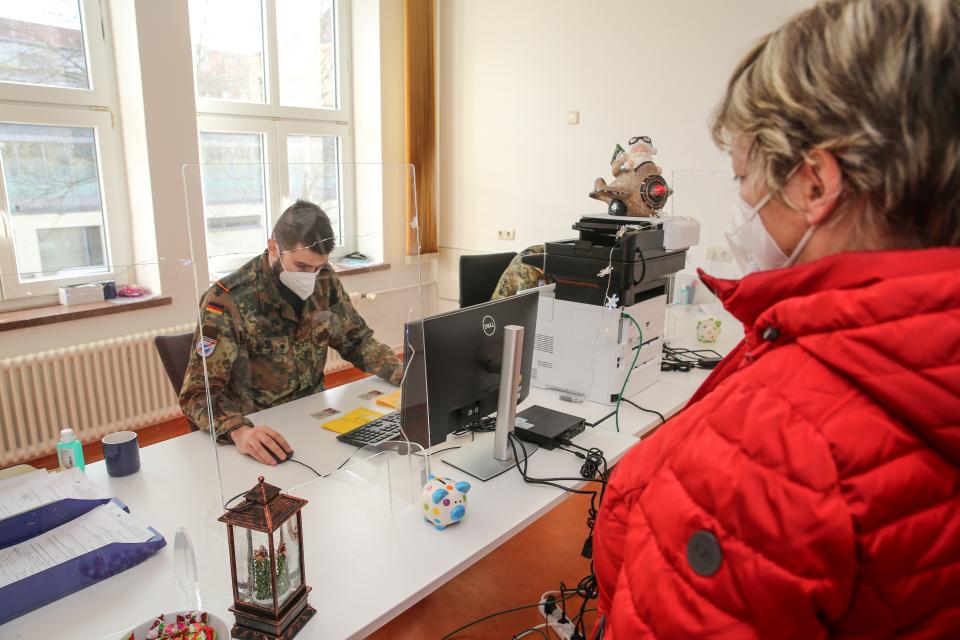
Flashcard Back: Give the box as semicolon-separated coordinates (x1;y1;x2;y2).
0;501;155;588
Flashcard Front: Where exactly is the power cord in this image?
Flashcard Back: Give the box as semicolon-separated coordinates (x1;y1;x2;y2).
511;434;608;640
615;313;644;432
221;450;357;511
620;398;666;425
439;590;580;640
441;432;611;639
662;344;723;372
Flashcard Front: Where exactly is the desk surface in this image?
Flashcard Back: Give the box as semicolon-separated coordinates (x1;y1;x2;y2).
2;306;740;640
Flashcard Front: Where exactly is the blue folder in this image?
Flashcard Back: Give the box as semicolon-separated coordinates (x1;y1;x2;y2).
0;496;115;549
0;498;167;625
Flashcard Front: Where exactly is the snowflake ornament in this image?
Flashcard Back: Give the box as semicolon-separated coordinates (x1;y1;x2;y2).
604;293;620;309
598;265;614;278
615;225;628;240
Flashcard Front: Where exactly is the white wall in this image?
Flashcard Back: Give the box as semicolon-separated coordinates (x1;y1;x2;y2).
436;0;812;304
0;0;435;359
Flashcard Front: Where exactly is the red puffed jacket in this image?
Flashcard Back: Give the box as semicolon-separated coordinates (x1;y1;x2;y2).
593;248;960;639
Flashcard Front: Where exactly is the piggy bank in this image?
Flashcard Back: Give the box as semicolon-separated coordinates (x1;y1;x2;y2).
420;474;471;531
697;317;722;343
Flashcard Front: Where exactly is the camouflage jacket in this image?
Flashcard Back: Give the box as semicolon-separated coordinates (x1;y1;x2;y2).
179;253;402;438
491;244;553;300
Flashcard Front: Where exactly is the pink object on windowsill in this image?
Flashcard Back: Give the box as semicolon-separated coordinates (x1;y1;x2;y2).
117;284;149;297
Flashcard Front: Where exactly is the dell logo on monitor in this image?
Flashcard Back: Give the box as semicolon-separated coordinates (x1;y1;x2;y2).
482;316;496;336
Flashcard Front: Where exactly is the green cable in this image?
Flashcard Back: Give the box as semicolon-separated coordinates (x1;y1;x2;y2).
616;313;644;433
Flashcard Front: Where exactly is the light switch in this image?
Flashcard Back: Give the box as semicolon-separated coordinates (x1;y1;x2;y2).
567;110;580;125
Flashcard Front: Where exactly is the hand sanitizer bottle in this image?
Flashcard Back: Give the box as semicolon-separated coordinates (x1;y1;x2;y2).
56;428;85;472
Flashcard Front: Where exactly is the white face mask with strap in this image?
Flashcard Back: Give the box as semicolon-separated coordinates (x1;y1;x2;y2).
725;168;818;274
275;241;319;301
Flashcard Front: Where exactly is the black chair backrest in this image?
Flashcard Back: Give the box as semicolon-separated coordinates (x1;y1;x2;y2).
459;252;517;308
154;332;195;400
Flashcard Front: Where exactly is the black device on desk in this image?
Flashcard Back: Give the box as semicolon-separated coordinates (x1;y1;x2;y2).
335;291;548;477
513;405;586;450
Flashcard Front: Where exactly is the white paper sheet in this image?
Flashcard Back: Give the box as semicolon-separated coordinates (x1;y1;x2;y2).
0;502;155;589
0;468;106;520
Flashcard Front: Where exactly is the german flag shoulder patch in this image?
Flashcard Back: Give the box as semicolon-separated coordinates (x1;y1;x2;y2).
205;302;225;316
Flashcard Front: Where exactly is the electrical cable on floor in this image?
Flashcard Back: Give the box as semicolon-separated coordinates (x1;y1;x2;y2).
439;591;579;640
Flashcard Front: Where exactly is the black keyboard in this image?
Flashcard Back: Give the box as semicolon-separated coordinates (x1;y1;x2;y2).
336;412;403;447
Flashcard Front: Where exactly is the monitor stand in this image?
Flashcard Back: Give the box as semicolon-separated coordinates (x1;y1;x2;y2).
442;324;538;481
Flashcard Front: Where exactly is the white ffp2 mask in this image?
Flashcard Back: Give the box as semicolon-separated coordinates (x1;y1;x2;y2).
278;269;318;300
725;189;817;274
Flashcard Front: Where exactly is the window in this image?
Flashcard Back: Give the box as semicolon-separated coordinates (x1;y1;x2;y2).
0;0;130;301
189;0;353;278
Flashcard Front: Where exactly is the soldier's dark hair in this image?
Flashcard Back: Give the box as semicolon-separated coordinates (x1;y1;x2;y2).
272;200;336;255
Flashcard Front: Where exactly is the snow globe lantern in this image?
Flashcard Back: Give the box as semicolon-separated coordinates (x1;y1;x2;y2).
218;476;315;639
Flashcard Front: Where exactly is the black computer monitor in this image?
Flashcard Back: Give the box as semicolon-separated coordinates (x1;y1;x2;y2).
399;291;539;450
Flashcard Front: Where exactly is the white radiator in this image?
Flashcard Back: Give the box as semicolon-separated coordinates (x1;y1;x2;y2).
0;324;196;466
0;326;367;466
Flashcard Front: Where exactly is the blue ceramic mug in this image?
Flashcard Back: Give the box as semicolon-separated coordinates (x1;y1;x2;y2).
102;431;140;477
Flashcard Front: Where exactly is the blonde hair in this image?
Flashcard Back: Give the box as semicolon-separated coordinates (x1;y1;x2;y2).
711;0;960;248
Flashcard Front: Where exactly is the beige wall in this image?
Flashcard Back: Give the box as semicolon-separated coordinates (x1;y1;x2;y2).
436;0;812;304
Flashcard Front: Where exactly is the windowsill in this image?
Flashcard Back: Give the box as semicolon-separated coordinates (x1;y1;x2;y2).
0;296;173;332
331;261;390;276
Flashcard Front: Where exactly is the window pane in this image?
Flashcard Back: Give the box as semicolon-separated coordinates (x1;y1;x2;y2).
0;0;89;89
286;135;341;243
189;0;265;103
199;131;268;262
0;123;108;281
277;0;337;109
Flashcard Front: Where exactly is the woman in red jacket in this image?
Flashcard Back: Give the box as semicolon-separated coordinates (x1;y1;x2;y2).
593;1;960;637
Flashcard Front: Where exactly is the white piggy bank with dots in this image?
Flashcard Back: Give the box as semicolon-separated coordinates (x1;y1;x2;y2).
421;474;471;531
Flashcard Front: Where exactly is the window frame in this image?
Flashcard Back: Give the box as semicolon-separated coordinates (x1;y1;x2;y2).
0;0;131;302
191;0;355;278
0;100;132;301
0;0;115;107
195;116;275;278
275;118;355;256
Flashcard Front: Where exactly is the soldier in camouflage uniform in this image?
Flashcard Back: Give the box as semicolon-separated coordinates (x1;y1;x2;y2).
491;244;554;299
179;200;402;465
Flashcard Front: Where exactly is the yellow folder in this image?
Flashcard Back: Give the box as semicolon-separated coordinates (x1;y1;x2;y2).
321;407;385;435
375;390;402;411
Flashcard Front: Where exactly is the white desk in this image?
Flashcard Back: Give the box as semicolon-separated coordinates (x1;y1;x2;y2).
2;380;638;640
2;307;740;640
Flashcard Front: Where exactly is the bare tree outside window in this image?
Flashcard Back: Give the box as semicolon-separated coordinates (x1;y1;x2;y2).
287;135;341;240
189;0;266;103
198;131;269;264
0;123;107;280
0;0;89;90
277;0;337;109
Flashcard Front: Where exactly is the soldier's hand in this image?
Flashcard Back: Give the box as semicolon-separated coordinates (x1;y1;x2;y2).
230;425;292;465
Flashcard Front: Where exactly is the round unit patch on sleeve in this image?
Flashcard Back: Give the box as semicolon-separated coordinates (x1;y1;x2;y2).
687;529;723;577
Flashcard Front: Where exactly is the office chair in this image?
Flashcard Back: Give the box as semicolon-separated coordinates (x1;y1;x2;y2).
458;252;517;308
154;331;195;401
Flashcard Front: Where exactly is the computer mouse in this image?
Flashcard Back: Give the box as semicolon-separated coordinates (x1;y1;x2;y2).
269;449;294;464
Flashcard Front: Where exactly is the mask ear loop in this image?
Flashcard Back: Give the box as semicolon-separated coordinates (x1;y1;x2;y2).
274;234;338;273
276;235;338;256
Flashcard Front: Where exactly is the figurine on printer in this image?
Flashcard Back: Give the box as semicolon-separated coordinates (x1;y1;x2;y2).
590;136;673;217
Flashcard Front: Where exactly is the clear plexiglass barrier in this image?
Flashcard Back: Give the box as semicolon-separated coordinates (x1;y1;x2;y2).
0;251;240;638
182;162;431;510
0;163;432;638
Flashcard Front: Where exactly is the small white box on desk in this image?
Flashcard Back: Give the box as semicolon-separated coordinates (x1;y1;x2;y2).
58;283;105;305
